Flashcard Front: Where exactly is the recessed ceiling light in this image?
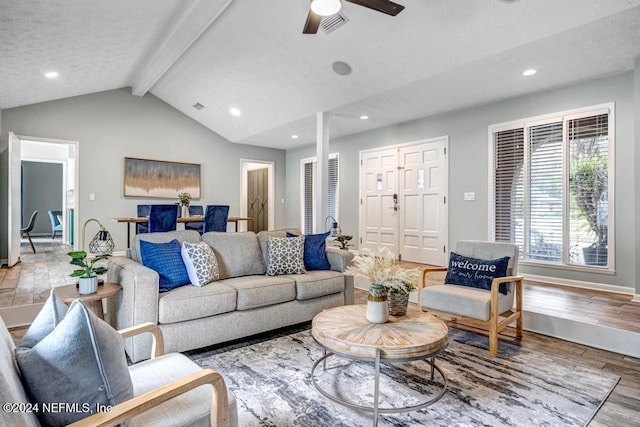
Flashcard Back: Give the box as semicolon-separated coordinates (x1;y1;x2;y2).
229;107;241;117
291;135;299;139
45;71;59;79
360;115;369;120
522;68;537;76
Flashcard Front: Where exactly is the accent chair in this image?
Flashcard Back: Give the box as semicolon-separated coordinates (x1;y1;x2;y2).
417;240;523;357
47;210;63;239
20;210;38;254
203;205;230;232
137;204;150;234
185;205;204;234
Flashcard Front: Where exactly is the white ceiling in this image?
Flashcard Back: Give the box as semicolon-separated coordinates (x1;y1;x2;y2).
2;0;640;149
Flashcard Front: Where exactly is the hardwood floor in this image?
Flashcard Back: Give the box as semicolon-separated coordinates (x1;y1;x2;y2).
3;245;639;424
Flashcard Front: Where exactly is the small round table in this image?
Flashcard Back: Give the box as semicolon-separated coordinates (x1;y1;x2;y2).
53;282;122;321
311;304;449;426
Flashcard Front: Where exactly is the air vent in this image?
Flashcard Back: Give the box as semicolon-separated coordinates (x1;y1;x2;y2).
321;12;349;34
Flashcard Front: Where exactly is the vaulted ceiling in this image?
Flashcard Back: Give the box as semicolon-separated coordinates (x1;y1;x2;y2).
2;0;640;149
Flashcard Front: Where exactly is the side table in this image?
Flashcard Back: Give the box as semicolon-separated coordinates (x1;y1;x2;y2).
53;282;122;324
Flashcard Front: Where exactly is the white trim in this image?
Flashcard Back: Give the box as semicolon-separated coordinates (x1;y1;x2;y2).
523;273;634;295
240;159;275;232
631;294;640;303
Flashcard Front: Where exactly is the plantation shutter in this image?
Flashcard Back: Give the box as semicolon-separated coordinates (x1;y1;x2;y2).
303;162;314;234
494;128;524;247
527;121;563;262
327;156;339;224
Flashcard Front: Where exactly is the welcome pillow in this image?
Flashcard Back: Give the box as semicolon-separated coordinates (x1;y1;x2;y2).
444;252;510;294
181;241;220;286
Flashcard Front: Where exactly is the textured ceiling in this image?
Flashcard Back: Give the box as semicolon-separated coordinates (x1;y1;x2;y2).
2;0;640;149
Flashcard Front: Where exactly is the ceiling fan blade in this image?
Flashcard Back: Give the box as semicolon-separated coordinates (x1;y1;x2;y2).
346;0;405;16
303;9;322;34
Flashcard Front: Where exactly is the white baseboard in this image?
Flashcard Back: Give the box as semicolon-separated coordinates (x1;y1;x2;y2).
632;294;640;303
523;273;635;295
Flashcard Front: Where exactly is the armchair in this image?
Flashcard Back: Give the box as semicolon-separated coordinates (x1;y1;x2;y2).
417;241;523;357
47;210;63;239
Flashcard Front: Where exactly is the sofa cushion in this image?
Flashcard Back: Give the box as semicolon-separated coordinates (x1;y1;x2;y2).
158;282;237;324
0;317;39;427
140;239;191;292
202;232;266;279
420;283;514;321
266;236;306;276
223;276;296;310
132;229;202;263
444;252;510;294
181;241;220;286
287;231;331;270
15;300;133;426
288;270;346;300
256;228;302;267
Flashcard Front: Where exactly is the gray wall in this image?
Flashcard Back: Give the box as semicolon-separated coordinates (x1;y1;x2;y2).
286;71;636;290
21;161;63;235
0;88;287;257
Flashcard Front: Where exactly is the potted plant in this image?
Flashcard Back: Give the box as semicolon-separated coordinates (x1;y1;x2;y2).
569;154;608;266
335;235;353;250
68;251;111;295
346;247;419;320
178;192;191;218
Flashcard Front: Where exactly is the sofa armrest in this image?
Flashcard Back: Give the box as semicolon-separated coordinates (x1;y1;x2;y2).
326;247;354;273
67;368;230;427
107;257;160;362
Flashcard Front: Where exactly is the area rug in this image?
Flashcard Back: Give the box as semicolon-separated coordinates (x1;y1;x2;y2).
190;327;618;426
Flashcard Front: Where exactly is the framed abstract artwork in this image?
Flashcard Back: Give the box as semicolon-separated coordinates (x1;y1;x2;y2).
123;157;201;198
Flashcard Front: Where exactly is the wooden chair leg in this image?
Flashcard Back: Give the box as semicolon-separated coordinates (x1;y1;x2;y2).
515;281;523;337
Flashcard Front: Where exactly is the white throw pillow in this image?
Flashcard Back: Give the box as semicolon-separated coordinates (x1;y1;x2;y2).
181;241;219;286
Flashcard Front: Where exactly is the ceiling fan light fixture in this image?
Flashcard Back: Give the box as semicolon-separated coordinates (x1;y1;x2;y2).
311;0;341;17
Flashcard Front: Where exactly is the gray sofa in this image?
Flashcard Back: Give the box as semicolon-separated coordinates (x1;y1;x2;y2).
108;229;354;362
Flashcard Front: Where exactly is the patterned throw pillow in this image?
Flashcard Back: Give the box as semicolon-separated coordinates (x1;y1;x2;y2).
286;231;331;270
444;252;510;294
140;239;190;292
181;241;219;286
266;236;306;276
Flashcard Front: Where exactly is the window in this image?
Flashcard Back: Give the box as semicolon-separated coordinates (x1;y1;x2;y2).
300;154;339;234
490;105;613;269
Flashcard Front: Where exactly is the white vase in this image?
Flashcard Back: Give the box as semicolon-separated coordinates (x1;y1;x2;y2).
182;206;189;218
78;276;98;295
366;284;389;324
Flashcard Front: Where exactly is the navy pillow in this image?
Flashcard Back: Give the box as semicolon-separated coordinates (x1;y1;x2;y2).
287;231;331;270
140;239;190;292
444;252;510;295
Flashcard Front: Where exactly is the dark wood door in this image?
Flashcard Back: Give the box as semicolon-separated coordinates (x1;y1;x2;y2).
247;168;268;233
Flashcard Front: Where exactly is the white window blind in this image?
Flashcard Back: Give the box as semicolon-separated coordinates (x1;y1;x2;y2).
491;107;612;269
301;154;340;234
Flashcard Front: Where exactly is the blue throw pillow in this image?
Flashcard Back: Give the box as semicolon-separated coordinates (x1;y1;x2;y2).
140;239;190;292
287;231;331;270
444;252;510;294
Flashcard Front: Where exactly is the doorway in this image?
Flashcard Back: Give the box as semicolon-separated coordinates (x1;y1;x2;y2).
240;160;274;232
8;133;79;266
359;137;449;266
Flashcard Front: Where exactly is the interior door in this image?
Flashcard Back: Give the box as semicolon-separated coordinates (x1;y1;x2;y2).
359;148;398;254
398;139;448;265
8;132;21;266
247;167;268;233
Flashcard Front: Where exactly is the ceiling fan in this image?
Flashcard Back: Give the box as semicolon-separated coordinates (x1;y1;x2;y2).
303;0;405;34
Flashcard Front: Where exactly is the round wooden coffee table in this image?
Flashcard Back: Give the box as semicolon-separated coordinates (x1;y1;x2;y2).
53;281;122;321
311;304;448;426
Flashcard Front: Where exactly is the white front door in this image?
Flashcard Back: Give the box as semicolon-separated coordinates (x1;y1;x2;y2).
359;148;398;254
398;139;448;265
359;137;448;265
